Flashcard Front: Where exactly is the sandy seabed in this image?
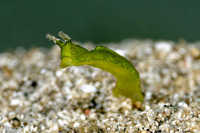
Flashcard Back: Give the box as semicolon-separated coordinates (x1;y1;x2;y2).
0;39;200;132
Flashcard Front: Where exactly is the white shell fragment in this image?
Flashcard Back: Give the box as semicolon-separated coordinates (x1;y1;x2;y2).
155;41;172;52
80;84;97;93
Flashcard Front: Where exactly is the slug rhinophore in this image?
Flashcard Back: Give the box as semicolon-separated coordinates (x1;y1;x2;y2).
46;31;143;102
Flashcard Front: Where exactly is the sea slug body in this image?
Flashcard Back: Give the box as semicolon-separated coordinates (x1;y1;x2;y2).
46;31;143;102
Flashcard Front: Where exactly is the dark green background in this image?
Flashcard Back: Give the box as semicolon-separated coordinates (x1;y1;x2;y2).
1;0;200;51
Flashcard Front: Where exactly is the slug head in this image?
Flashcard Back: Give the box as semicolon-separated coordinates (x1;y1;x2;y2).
46;32;88;68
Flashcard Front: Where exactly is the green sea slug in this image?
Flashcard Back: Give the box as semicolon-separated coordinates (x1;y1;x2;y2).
46;31;143;102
